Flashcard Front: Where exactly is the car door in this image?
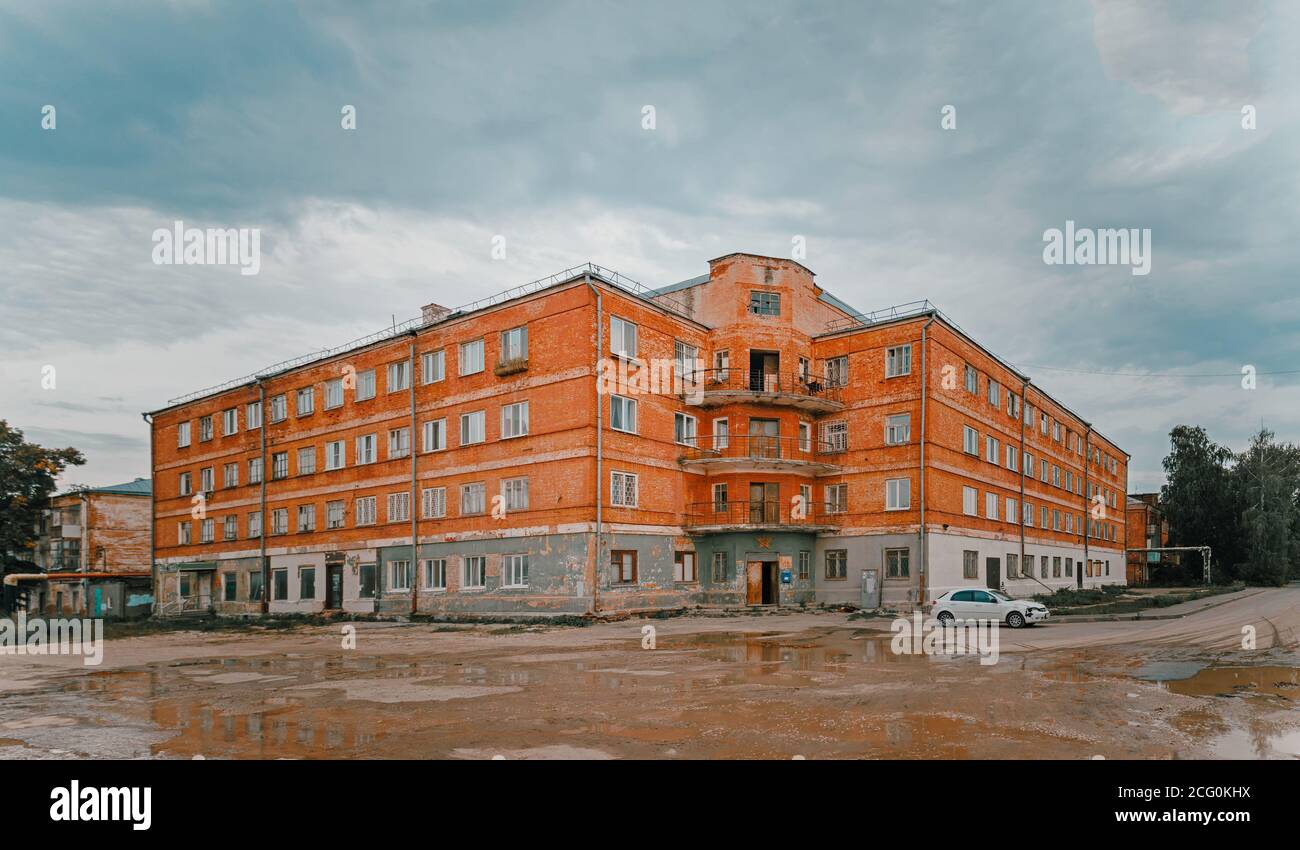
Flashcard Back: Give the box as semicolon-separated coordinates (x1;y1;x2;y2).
948;589;974;619
969;590;1000;621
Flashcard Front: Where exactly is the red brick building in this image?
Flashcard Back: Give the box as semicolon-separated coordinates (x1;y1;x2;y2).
147;254;1127;617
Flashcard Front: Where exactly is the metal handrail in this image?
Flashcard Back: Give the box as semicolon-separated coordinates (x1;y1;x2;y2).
686;368;843;403
823;299;936;334
679;434;840;463
682;499;843;528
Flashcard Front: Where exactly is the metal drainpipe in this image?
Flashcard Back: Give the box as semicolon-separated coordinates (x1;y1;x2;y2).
918;314;935;608
1019;379;1027;585
1082;426;1091;590
409;336;418;616
584;274;602;616
258;381;268;614
141;413;156;615
79;491;88;615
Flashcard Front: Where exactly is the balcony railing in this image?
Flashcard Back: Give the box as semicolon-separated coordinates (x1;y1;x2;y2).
686;368;843;405
683;500;843;530
679;434;841;465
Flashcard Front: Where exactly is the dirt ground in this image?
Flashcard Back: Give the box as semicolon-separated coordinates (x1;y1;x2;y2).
1;587;1297;760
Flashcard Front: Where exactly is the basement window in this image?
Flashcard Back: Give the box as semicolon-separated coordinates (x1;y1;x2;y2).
611;550;638;584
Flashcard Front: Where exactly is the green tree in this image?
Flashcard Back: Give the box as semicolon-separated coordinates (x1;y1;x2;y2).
1234;428;1299;586
0;420;85;566
1160;425;1237;581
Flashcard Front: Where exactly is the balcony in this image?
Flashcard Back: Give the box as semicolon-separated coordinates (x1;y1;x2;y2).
683;500;842;534
685;368;843;413
679;434;843;475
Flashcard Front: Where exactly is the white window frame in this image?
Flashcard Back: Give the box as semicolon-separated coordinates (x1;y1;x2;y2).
885;477;910;511
885;344;912;378
459;339;485;375
460;410;486;446
503;554;529;588
611;471;638;507
501;401;529;439
421;349;445;384
610;394;638;434
325;440;345;470
421;487;446;519
962;486;978;516
423;418;447;452
610;316;638;359
885;413;910;445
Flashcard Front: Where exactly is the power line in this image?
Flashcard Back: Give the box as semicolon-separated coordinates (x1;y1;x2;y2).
1006;363;1300;379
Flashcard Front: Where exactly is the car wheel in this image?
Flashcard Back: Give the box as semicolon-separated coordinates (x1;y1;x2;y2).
1006;611;1025;629
937;610;954;624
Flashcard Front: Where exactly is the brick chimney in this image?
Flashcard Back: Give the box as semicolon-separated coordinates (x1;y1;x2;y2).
421;302;451;325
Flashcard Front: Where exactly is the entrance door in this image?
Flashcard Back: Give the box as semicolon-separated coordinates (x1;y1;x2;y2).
326;564;343;609
748;419;781;459
746;561;764;604
748;482;779;523
748;351;779;392
197;575;212;610
985;557;1001;590
763;562;779;604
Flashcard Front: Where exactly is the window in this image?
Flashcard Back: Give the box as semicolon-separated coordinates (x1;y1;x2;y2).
502;477;529;511
1005;445;1017;472
799;484;812;517
200;518;214;543
610;394;637;433
1065;557;1073;577
885;478;910;510
250;457;265;483
826;483;849;514
460;482;485;515
673;552;696;583
986;435;999;463
273;569;288;601
358;564;376;598
1052;556;1062;578
986;492;999;520
324;378;343;409
825;356;848;387
885;345;912;378
388;492;410;523
270;508;288;535
711;552;727;582
179;471;192;496
885;548;909;578
355;433;377;464
712;483;728;513
247;402;262;429
611;550;637;584
269;394;287;423
1023;502;1034;526
610;316;638;359
272;452;288;480
1052;465;1061;488
297;504;315;532
422;487;446;518
674;413;697;446
1008;391;1019;418
222;408;238;434
389;560;412;591
1007;553;1018;578
223;515;237;541
1053;420;1062;442
821;420;848;452
1040;459;1049;482
388;427;411;459
501;402;529;438
455;340;485;377
223;572;238;602
296;387;313;416
299;567;316;600
1007;497;1018;524
200;467;214;493
325;440;345;470
422;418;447;452
422;350;445;384
885;414;910;445
177;521;191;544
326;500;345;529
988;378;1000;408
714;349;730;380
199;415;213;441
964;364;977;394
387;360;410;393
797;421;811;452
222;462;238;489
1040;412;1049;435
749;290;780;316
611;471;638;507
963;426;979;455
463;556;486;588
1041;505;1049;528
825;550;847;580
177;421;191;448
500;327;528;363
349;369;374;401
248;512;261;538
963;550;978;579
355;496;376;526
460;411;486;445
715;418;731;450
963;486;978;516
297;447;316;475
423;559;446;590
1040;555;1049;579
504;554;529;587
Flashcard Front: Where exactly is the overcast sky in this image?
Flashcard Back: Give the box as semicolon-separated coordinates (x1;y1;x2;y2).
2;0;1297;493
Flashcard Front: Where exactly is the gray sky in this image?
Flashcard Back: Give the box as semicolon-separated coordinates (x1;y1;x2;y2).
2;0;1297;492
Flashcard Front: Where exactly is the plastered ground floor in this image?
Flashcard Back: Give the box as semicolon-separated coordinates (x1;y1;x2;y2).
155;525;1126;617
0;587;1296;760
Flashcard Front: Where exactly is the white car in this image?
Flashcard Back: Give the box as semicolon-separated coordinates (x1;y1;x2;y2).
930;588;1049;629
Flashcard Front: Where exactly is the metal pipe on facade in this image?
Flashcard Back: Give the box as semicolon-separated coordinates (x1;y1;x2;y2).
1018;378;1027;585
140;412;156;615
258;381;268;614
584;274;602;616
409;335;419;616
918;313;935;607
1082;426;1091;590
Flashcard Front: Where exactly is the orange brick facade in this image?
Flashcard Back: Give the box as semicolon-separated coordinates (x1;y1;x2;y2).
149;254;1127;617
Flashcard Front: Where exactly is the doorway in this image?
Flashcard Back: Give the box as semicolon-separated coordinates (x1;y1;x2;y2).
325;563;344;609
746;560;779;605
985;557;1001;590
748;482;779;523
748;351;779;392
748;419;780;459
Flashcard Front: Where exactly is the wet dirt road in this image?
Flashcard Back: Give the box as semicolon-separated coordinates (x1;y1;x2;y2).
1;587;1297;759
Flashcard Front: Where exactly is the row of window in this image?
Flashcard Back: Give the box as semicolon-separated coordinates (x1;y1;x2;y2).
960;424;1120;506
961;550;1111;580
958;485;1120;540
175;328;530;448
